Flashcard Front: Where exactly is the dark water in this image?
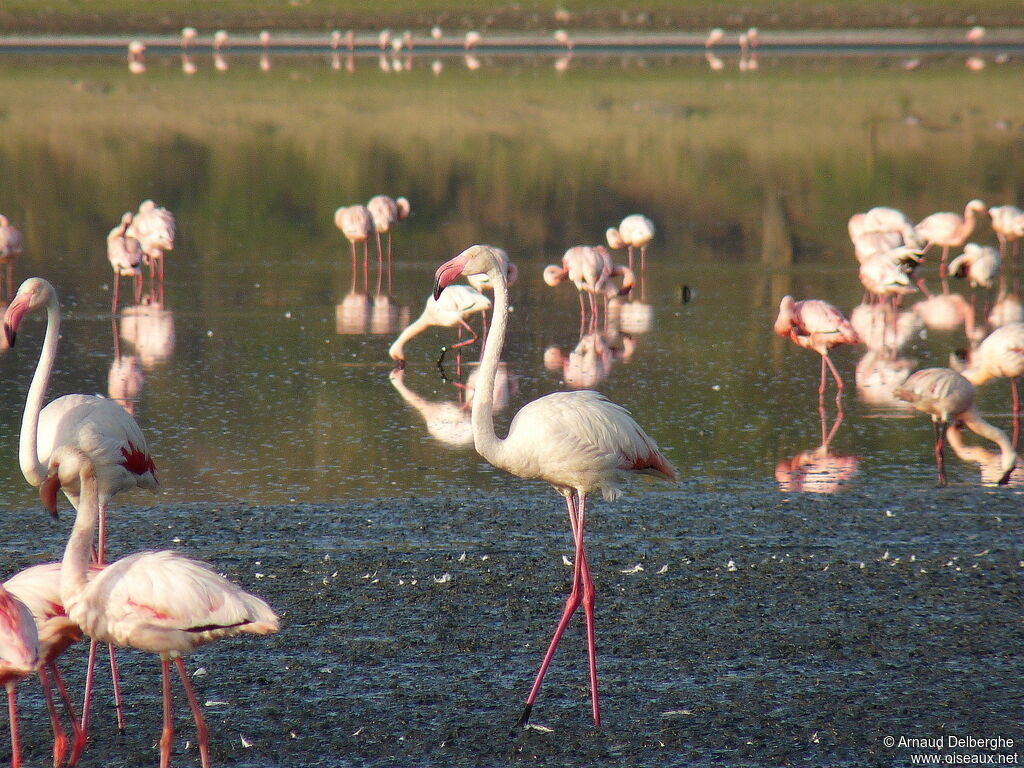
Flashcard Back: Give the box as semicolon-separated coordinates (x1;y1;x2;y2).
0;52;1022;766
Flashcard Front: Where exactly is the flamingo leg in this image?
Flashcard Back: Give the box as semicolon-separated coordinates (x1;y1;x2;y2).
159;659;173;768
175;658;210;768
627;246;634;273
374;231;384;297
52;664;86;766
575;493;601;727
38;666;67;768
386;231;393;296
7;683;21;768
108;644;126;731
111;274;121;315
362;242;369;294
350;243;358;293
934;420;949;486
517;492;587;729
818;355;828;396
79;640;98;737
1012;378;1020;449
134;272;143;304
450;318;479;350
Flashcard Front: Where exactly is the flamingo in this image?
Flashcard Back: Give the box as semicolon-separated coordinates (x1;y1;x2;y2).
44;445;279;768
605;214;655;273
959;321;1024;419
948;243;1001;289
433;244;676;728
367;195;410;295
705;27;724;48
0;582;38;768
774;296;861;403
0;214;24;301
988;205;1024;261
466;245;517;336
5;562;101;767
464;31;481;49
180;27;198;49
4;277;159;739
127;41;146;74
544;246;634;330
850;206;925;250
126;200;175;291
334;205;375;293
914;199;987;279
388;285;491;371
213;29;228;51
894;367;1015;485
107;212;144;313
858;247;922;303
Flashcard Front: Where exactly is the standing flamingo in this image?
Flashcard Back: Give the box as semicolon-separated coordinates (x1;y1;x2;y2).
4;277;159;740
45;445;279;768
0;583;37;768
388;284;491;372
959;322;1024;438
894;367;1016;485
107;212;144;314
605;214;655;273
0;214;24;301
433;245;676;727
914;199;987;280
366;194;410;295
334;205;375;293
988;205;1024;262
126;200;175;293
544;246;634;331
466;245;517;336
948;243;1001;289
5;562;101;767
774;296;861;403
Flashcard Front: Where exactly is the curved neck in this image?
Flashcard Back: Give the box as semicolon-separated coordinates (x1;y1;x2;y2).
389;314;432;360
471;264;506;463
961;409;1016;475
20;297;59;487
60;460;97;606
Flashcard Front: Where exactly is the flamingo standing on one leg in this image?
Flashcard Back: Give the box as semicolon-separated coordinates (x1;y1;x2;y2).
45;445;279;768
0;214;24;302
0;583;38;768
107;212;145;314
388;284;491;375
914;199;987;281
334;205;375;293
5;562;101;767
4;277;159;751
774;296;861;405
434;245;676;728
894;367;1016;485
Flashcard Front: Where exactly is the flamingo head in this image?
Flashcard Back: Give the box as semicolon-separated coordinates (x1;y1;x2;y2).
605;227;625;250
40;446;95;517
433;245;503;299
396;197;411;220
4;277;55;347
542;264;568;287
773;295;796;337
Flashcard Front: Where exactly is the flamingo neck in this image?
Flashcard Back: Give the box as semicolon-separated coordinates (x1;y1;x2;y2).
388;313;432;360
471;263;506;465
60;460;98;608
20;297;59;487
961;409;1017;477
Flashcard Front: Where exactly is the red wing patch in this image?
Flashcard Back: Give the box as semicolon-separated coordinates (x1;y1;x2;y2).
120;442;156;477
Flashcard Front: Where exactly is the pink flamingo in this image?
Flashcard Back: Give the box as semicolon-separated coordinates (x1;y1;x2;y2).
914;199;987;279
0;214;24;302
334;205;375;292
45;445;279;768
366;195;410;295
5;562;102;767
466;245;517;336
894;367;1016;485
948;243;1001;289
959;322;1024;441
107;212;144;314
605;214;655;273
774;296;860;404
988;205;1024;261
4;277;159;743
0;583;37;768
433;245;676;728
544;246;634;331
126;200;175;293
388;284;491;373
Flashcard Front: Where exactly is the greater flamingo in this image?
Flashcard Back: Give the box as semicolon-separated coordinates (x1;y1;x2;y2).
959;321;1024;421
0;583;38;768
988;205;1024;261
433;244;676;727
334;205;374;293
948;243;1001;289
388;285;491;370
914;199;987;278
605;214;655;273
4;277;159;738
0;214;24;301
107;212;144;313
180;27;198;49
126;200;175;290
774;296;860;403
466;245;517;336
366;194;410;295
849;206;925;250
544;245;634;330
45;445;279;768
894;367;1015;485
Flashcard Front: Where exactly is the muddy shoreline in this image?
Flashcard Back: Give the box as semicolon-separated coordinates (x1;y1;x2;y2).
3;483;1021;767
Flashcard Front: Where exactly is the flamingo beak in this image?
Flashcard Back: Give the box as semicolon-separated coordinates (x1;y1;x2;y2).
3;293;29;347
433;254;468;300
40;469;61;518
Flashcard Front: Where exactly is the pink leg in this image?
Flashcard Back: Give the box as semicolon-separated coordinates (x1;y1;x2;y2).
112;274;121;315
627;246;634;273
38;666;67;768
79;640;98;736
108;644;125;731
175;658;210;768
386;232;393;295
517;492;587;728
362;242;369;293
374;231;384;297
818;355;828;396
7;683;21;768
1013;378;1020;449
159;660;173;768
574;493;601;727
134;272;143;304
350;243;358;293
52;665;86;766
935;421;948;486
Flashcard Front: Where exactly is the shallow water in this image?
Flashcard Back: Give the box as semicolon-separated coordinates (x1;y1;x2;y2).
0;51;1022;767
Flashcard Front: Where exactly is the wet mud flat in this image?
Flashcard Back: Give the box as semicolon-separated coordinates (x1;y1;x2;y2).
3;483;1022;767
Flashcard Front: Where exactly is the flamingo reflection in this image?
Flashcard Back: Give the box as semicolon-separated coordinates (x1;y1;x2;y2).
775;408;859;494
945;423;1024;487
849;302;921;353
108;319;144;416
119;291;175;371
336;290;372;335
855;349;916;410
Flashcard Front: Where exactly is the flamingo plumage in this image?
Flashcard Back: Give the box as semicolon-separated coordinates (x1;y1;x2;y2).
433;244;676;728
544;245;634;330
0;583;37;768
0;214;24;302
125;200;175;289
988;205;1024;261
774;296;861;401
948;243;1001;289
914;199;987;279
605;214;655;273
388;284;491;367
334;205;375;293
960;321;1024;417
107;212;144;313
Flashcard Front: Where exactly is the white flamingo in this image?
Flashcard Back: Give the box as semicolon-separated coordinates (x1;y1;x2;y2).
107;212;144;313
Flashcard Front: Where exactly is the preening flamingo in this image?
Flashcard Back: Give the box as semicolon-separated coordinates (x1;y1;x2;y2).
45;446;279;768
0;582;38;768
388;284;491;369
126;200;175;289
948;243;1001;289
5;562;101;766
894;367;1015;485
914;199;987;278
4;277;159;737
605;214;655;273
774;296;860;403
334;205;375;293
433;244;676;728
849;206;925;250
0;214;24;301
107;212;144;313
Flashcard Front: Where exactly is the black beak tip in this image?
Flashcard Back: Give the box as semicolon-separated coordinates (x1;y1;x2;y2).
4;326;15;347
432;278;443;301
